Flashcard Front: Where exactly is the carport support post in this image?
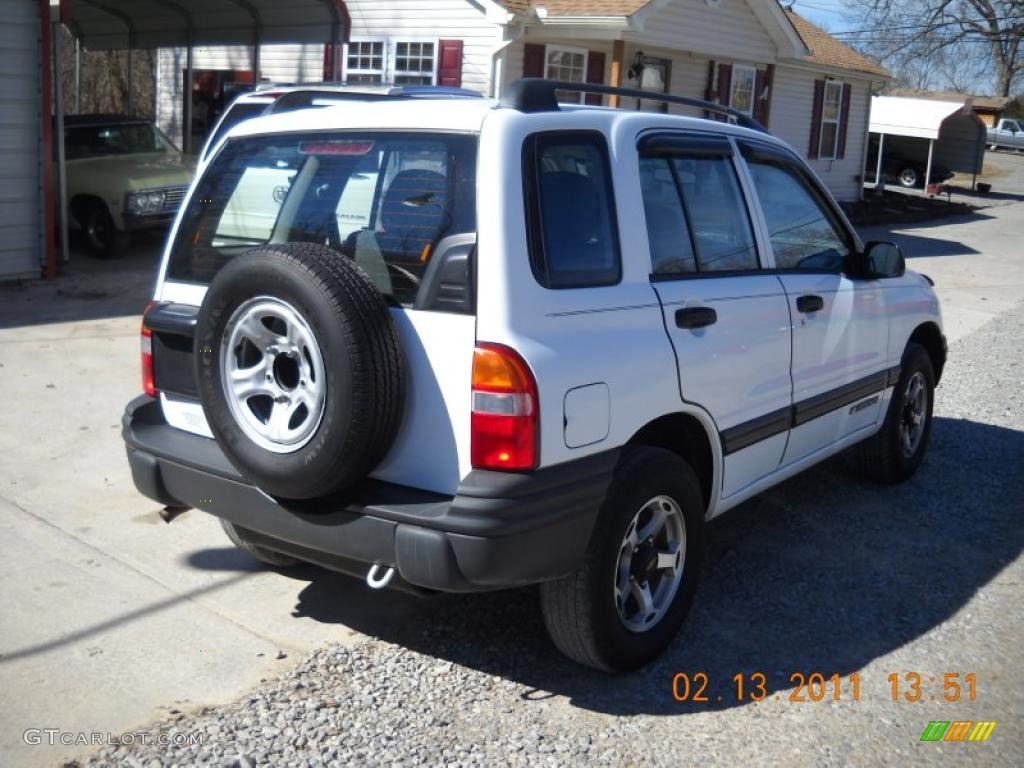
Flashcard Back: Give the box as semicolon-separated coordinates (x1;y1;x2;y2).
874;132;885;191
51;3;70;266
74;37;81;113
184;44;193;155
925;139;934;194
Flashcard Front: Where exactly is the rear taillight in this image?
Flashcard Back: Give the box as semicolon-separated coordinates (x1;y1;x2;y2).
471;343;538;471
141;309;156;397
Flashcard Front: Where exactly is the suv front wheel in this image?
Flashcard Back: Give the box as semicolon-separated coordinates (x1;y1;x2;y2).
540;447;705;672
857;342;935;483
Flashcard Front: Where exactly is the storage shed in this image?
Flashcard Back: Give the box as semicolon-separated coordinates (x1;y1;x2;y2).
868;94;986;191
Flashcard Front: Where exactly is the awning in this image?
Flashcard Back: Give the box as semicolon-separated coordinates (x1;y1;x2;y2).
869;95;972;140
68;0;349;50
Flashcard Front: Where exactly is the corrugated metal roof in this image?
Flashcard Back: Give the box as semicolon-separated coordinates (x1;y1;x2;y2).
70;0;347;50
869;95;975;139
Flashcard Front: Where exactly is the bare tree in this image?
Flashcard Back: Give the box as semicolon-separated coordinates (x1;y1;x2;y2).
850;0;1023;96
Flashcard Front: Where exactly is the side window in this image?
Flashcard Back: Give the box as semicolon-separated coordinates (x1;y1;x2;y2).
639;151;759;275
744;159;850;271
639;156;696;274
524;132;621;288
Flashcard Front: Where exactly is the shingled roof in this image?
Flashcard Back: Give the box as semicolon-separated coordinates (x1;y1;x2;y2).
784;10;890;78
496;1;650;16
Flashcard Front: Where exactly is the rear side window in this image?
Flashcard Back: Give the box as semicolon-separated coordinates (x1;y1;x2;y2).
639;149;758;275
167;132;477;307
523;132;621;288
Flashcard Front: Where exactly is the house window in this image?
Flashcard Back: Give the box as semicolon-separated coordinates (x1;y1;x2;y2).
346;40;385;83
394;41;436;85
819;80;843;159
545;45;588;104
729;65;756;116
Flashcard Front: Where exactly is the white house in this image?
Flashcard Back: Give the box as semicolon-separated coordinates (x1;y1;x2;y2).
154;0;889;202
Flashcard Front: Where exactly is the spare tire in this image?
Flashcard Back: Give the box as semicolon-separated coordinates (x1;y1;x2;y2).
194;243;404;499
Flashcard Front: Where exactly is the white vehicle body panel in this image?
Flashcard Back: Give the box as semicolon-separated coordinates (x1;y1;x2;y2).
150;96;943;519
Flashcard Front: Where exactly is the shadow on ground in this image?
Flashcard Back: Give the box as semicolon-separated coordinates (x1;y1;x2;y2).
186;415;1024;716
0;235;162;329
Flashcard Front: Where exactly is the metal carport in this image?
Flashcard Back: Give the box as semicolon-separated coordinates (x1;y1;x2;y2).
29;0;350;279
868;94;986;193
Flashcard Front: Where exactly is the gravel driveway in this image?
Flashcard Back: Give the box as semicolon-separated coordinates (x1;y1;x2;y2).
72;299;1024;766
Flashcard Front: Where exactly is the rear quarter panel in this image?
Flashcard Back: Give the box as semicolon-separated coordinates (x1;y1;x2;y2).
475;110;722;489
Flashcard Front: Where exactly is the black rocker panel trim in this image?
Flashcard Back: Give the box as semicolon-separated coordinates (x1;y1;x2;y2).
720;366;901;456
721;407;791;455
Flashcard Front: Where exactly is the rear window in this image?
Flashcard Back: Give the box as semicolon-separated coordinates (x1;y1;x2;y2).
167;131;477;306
203;102;269;159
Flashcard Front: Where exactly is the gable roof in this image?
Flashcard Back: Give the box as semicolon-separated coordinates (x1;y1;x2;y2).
494;2;886;77
495;1;648;15
784;10;889;78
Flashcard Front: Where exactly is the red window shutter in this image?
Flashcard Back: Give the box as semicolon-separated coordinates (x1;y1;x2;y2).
717;63;732;106
323;44;344;81
753;64;774;126
437;39;464;87
836;82;852;159
808;79;825;159
584;51;606;105
523;43;545;78
704;60;717;101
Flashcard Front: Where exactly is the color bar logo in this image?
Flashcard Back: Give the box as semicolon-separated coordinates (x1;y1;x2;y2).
920;721;997;742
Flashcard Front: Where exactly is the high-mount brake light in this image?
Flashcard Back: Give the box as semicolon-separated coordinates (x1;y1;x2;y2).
297;140;375;156
470;344;538;471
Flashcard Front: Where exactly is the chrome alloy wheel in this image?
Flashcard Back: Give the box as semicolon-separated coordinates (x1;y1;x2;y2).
220;297;326;454
614;495;687;633
899;371;928;459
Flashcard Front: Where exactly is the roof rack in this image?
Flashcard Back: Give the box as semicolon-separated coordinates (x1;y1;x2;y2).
499;78;769;134
265;89;394;114
265;86;484;114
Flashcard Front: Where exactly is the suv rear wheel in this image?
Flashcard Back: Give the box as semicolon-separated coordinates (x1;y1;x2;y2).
540;447;705;672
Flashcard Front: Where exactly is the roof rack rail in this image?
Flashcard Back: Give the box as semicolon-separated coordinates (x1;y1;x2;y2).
266;89;392;114
499;78;769;134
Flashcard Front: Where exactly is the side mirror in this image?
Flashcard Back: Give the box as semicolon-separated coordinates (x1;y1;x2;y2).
861;240;905;278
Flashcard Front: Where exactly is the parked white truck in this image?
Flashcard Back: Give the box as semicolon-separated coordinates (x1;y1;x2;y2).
987;118;1024;151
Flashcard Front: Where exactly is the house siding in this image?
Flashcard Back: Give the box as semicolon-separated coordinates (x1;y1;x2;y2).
629;0;777;63
151;0;876;203
770;65;873;201
155;0;498;146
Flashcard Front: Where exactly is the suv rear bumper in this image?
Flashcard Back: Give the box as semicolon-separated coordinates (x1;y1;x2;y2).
123;396;616;593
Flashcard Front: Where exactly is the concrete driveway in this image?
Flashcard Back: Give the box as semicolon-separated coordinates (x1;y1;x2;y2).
1;198;1022;765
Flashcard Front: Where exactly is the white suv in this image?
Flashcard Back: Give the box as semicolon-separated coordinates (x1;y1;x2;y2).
123;80;946;671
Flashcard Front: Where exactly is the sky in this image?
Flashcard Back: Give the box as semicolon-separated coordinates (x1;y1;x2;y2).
786;0;853;32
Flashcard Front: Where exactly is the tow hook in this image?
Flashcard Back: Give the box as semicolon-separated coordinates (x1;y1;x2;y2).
366;563;396;589
159;506;190;524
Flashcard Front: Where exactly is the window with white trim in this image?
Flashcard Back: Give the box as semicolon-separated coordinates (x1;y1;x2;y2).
394;41;436;85
819;80;843;159
545;45;588;104
729;65;756;116
346;40;385;84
